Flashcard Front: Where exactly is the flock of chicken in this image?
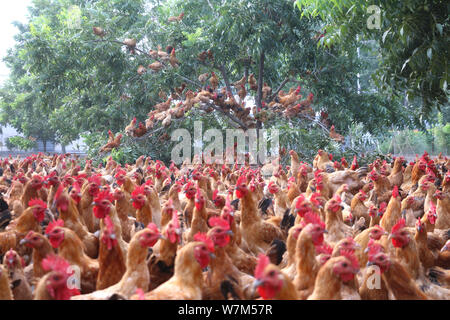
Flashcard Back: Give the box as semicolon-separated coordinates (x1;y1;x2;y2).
96;25;328;153
0;148;448;300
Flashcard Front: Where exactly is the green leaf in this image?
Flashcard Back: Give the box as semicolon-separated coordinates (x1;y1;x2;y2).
436;23;443;35
382;28;391;43
427;48;432;60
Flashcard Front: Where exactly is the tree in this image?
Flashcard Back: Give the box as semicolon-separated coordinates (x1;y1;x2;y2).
296;0;449;115
0;0;420;163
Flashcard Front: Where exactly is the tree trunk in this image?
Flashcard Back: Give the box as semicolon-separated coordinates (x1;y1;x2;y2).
43;140;47;152
62;144;66;154
256;50;265;131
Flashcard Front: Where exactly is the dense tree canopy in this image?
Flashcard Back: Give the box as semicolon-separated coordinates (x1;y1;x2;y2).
0;0;447;162
297;0;449;114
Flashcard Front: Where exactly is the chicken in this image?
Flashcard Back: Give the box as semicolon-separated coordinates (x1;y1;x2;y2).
278;86;301;108
209;72;219;90
124;117;137;137
236;175;284;255
53;185;98;258
20;230;54;281
202;217;250;300
148;61;164;72
435;189;450;229
308;251;359;300
329;125;345;143
380;186;402;233
313;149;335;173
135;239;213;300
148;211;180;290
3;249;33;300
168;12;184;22
95;215;126;290
388;156;405;187
131;185;153;227
72;224;162;299
99;134;122;153
293;213;326;299
0;264;13;300
34;255;80;300
0;198;46;256
324;195;355;243
45;220;99;293
169;48;180;68
246;74;257;91
366;243;427;300
253;254;297;300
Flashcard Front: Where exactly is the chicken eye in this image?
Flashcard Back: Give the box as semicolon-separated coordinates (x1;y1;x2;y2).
269;271;275;276
342;262;348;267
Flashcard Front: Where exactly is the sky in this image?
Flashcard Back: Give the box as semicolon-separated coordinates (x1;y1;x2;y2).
0;0;33;85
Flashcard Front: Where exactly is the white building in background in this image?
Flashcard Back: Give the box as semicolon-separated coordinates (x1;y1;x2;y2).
0;124;87;154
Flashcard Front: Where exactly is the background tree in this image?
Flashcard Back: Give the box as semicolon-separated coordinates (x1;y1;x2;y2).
0;0;446;164
296;0;449;115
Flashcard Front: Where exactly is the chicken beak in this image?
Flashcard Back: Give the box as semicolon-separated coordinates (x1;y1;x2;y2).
226;230;234;236
19;238;28;245
252;279;264;290
159;234;167;241
209;253;216;259
366;261;375;267
323;229;328;234
110;233;116;240
364;247;370;254
353;243;361;249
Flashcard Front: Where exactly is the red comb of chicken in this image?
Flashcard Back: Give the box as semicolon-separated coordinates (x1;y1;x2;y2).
295;194;306;209
208;216;230;230
255;253;270;280
88;174;102;185
94;190;115;204
236;175;247;186
146;222;160;235
104;215;115;233
350;155;358;170
340;249;359;272
131;185;146;198
28;198;47;209
304;211;325;229
114;168;127;179
45;219;64;234
392;185;399;198
391;218;406;234
316;243;333;255
193;232;215;252
41;254;71;274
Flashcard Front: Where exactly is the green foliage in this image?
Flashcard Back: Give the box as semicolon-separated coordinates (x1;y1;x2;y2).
5;136;37;151
0;0;445;165
297;0;449;116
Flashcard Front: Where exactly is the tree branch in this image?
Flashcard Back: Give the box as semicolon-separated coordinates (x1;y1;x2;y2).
217;64;233;95
88;38;202;88
256;50;265;110
268;77;290;102
204;103;248;130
